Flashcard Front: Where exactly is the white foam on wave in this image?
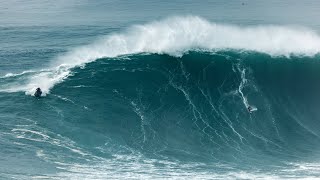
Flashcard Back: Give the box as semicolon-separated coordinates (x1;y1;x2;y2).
2;16;320;95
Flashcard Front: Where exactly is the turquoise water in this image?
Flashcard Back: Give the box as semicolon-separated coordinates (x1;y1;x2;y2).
1;1;320;179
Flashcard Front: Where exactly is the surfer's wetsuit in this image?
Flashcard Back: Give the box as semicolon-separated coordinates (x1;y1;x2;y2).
34;88;42;97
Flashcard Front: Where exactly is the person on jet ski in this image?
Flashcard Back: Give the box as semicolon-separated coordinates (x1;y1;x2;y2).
34;87;42;97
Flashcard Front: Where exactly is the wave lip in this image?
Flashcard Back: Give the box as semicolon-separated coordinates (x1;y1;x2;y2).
2;16;320;95
57;16;320;65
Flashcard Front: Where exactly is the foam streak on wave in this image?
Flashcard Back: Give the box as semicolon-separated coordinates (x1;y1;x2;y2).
3;16;320;95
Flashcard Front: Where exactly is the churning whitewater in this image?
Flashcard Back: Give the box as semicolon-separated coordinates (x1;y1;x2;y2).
2;15;320;180
1;16;320;95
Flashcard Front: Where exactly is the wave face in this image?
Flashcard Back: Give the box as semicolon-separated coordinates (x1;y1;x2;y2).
2;17;320;179
2;52;320;179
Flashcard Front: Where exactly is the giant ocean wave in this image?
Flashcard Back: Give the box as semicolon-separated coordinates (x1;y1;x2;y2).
1;16;320;179
1;16;320;95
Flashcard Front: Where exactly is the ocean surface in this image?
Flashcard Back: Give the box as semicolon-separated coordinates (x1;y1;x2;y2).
1;1;320;179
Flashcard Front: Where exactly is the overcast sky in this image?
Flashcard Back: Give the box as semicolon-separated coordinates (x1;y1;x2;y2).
1;0;320;30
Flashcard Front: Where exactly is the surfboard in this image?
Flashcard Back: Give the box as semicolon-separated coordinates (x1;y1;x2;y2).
250;107;257;112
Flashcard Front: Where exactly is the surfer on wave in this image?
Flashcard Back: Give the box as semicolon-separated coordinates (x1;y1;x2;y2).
247;105;257;114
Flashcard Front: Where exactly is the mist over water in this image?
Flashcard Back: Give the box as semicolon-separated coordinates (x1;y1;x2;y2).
1;1;320;179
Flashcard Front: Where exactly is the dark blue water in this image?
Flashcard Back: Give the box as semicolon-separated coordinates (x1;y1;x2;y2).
1;1;320;179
